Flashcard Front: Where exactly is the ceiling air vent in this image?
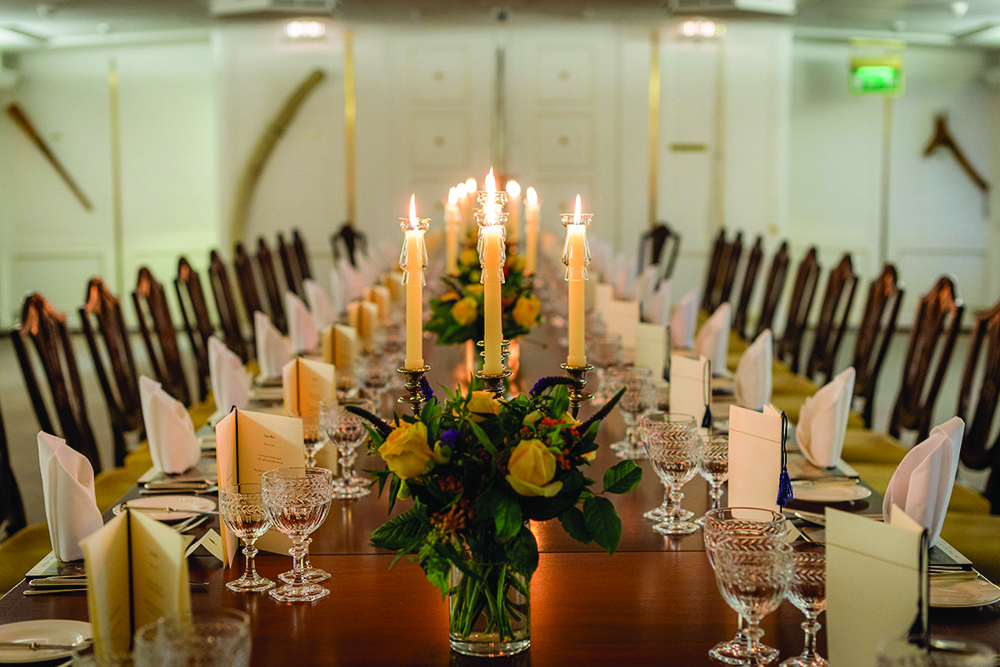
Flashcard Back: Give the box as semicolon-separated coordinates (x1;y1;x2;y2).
667;0;796;16
209;0;338;17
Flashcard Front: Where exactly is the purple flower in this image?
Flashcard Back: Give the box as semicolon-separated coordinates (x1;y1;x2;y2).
530;376;581;397
440;429;460;450
419;376;434;402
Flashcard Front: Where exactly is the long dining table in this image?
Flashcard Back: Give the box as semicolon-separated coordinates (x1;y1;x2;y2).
2;330;1000;665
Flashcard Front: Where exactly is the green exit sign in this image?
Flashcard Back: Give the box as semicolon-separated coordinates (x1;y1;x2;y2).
850;57;903;96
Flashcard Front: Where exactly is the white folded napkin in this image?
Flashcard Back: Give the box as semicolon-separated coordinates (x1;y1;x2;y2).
304;278;338;329
883;416;965;546
208;337;251;417
633;267;658;313
286;291;320;354
670;287;698;349
694;302;731;373
254;311;293;378
796;367;855;468
37;432;103;562
139;375;201;475
734;329;773;411
338;261;365;303
644;279;672;327
327;268;344;317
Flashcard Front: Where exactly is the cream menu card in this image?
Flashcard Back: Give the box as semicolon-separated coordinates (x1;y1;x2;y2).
282;357;336;419
727;404;783;512
669;354;711;436
635;323;668;387
322;323;358;384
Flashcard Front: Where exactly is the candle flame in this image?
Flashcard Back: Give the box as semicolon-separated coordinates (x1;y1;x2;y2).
485;169;495;196
506;180;520;198
409;194;417;228
455;182;467;199
485;169;497;225
526;186;537;206
465;177;477;194
448;187;458;206
574;195;581;225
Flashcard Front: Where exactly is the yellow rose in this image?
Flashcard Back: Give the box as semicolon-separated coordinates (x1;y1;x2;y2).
507;254;526;273
506;439;563;498
440;290;460;302
512;294;541;328
460;248;479;266
451;297;478;325
467;390;502;421
378;422;433;480
466;284;484;298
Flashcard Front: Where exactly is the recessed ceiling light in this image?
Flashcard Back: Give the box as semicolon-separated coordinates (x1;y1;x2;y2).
951;1;969;18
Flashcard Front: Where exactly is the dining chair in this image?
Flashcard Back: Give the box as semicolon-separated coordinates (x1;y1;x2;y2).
775;247;821;374
716;231;744;312
293;229;313;281
956;298;1000;512
889;276;964;442
850;264;904;428
11;293;103;473
277;232;305;299
132;266;191;407
79;277;143;467
0;396;26;543
753;241;790;340
332;221;368;268
732;236;763;340
700;228;727;312
234;242;266;347
805;253;859;383
174;257;214;402
208;250;251;363
257;237;288;334
638;224;674;274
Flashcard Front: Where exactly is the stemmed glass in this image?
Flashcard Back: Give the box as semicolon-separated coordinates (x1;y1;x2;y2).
639;413;703;534
356;352;395;414
300;414;323;468
781;542;827;667
321;397;374;499
696;435;729;526
713;541;794;667
219;483;274;593
606;366;655;459
261;467;334;602
704;508;789;665
587;332;622;405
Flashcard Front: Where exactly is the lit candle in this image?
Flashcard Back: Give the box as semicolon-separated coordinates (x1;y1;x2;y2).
465;177;477;234
455;182;468;236
445;187;459;275
563;195;591;368
479;169;505;375
505;180;521;245
400;194;429;370
525;187;540;275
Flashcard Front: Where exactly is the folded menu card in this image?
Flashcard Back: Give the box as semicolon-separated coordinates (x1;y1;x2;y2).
82;510;191;659
734;329;772;411
599;299;640;356
38;432;103;562
827;506;926;667
286;291;320;354
347;299;380;353
670;354;711;436
208;337;251;418
364;285;392;322
797;367;855;469
282;357;336;420
594;283;615;319
139;375;201;474
215;408;304;566
635;323;668;386
883;417;965;547
255;311;293;378
304;278;339;329
670;287;698;350
727;404;783;512
322;323;359;384
694;302;731;375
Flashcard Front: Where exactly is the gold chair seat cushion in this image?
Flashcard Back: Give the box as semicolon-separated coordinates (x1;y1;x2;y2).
850;462;991;515
771;372;818;397
841;430;908;465
939;512;1000;584
0;524;51;597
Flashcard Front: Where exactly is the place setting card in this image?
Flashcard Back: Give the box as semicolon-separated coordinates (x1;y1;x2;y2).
670;354;712;436
282;356;336;421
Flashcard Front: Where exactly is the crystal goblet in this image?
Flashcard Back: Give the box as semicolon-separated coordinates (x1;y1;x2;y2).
321;397;374;499
133;609;251;667
587;332;622;405
606;365;654;459
696;434;729;526
219;483;274;593
781;542;827;667
356;352;394;414
639;413;703;534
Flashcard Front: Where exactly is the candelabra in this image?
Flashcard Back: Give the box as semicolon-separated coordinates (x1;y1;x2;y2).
561;363;594;419
397;365;431;414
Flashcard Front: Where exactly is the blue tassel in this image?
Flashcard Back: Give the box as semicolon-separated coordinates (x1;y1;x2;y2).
702;404;712;429
777;411;794;506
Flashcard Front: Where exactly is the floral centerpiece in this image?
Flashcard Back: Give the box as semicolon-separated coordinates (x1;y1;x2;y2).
426;242;542;346
348;379;640;656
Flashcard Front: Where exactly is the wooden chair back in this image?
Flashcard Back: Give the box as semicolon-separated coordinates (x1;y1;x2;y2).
733;236;763;340
657;227;681;285
806;253;859;382
638;225;668;273
890;276;964;441
293;229;313;281
132;267;191;407
956;298;1000;511
277;232;304;299
775;247;821;373
700;228;727;311
257;237;288;334
0;396;26;542
332;222;368;268
234;243;265;348
11;293;102;473
79;277;142;467
754;242;790;339
208;250;250;363
174;258;213;402
850;265;904;428
716;231;744;311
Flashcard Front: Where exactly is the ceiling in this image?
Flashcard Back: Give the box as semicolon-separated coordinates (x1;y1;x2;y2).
1;0;999;47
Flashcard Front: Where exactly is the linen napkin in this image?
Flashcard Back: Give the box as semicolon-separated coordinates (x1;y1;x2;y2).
883;416;965;546
304;278;339;329
670;287;698;350
644;279;672;327
633;266;658;313
694;302;731;374
338;260;365;303
139;375;201;474
255;311;293;378
286;291;320;354
37;432;103;562
734;329;773;412
208;337;251;417
796;367;856;469
728;404;784;512
328;267;345;316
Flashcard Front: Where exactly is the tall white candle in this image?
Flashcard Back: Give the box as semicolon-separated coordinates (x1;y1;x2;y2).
481;169;504;375
445;187;459;275
401;194;428;370
563;195;590;368
465;177;477;236
506;180;521;245
525;186;540;275
455;182;468;236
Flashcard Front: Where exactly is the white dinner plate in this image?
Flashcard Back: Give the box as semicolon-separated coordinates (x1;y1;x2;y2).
113;495;216;522
931;576;1000;608
791;480;872;503
0;619;91;663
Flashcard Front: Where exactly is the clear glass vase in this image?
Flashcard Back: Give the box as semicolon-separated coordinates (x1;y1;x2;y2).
448;560;530;657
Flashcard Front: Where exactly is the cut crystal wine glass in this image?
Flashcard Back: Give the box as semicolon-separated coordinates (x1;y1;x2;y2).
639;413;703;534
321;397;374;499
356;352;394;414
780;542;827;667
606;365;654;459
696;434;729;526
586;332;622;405
219;483;274;593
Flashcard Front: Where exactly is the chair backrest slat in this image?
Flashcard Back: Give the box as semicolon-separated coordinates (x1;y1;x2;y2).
174;257;213;402
277;232;304;299
208;250;250;363
332;222;368;268
775;247;821;373
293;229;313;281
132;267;191;406
806;253;860;382
701;228;728;312
754;241;790;339
733;236;763;340
851;264;904;428
257;237;287;334
234;243;265;349
0;394;27;541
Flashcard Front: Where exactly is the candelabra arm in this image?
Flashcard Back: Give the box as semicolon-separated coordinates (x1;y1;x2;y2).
397;365;431;415
561;363;594;419
474;369;512;399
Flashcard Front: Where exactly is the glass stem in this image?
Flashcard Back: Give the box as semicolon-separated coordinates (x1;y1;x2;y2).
745;618;763;666
709;482;724;511
669;484;685;521
289;536;307;585
802;613;821;658
243;540;259;580
341;451;356;487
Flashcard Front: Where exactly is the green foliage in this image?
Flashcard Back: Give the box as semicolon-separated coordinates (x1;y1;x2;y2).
583;496;622;554
603;461;643;495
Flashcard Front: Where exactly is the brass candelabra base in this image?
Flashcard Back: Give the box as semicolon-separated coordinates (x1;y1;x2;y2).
561;363;594;419
474;368;513;399
397;365;431;415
